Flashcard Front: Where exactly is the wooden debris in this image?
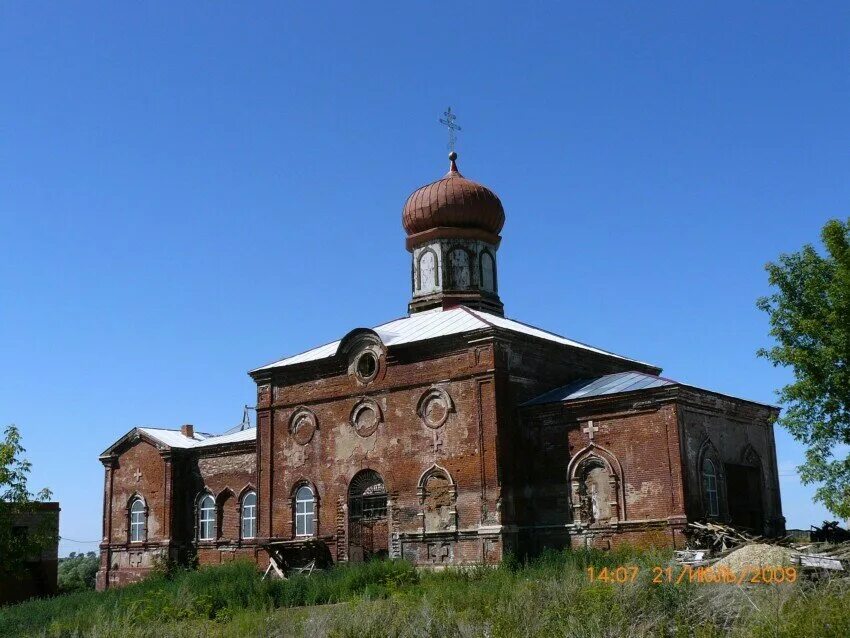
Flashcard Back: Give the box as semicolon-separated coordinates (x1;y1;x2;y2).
797;554;844;570
682;520;849;574
810;521;850;543
686;521;759;552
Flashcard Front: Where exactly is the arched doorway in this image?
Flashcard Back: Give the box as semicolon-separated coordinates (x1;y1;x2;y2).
348;470;388;562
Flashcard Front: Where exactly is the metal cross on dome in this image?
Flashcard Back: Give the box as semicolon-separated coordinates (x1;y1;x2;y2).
439;107;462;152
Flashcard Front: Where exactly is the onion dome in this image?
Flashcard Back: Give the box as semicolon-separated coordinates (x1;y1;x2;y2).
402;152;505;250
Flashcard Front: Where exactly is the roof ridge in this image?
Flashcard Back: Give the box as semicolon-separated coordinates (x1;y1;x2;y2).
456;305;495;328
480;310;651;366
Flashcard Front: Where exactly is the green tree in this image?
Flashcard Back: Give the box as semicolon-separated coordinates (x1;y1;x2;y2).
0;424;56;580
757;218;850;518
58;552;99;593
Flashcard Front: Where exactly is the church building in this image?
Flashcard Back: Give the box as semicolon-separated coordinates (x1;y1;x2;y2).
96;152;783;589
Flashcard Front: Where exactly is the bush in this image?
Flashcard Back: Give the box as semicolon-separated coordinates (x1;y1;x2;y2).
57;552;99;593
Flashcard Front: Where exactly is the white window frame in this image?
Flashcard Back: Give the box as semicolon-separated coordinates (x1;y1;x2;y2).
241;491;257;540
295;485;315;537
129;498;146;542
702;458;720;517
198;494;216;541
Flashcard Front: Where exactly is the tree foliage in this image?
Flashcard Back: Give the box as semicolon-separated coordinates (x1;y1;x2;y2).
58;552;99;593
0;424;56;580
757;218;850;517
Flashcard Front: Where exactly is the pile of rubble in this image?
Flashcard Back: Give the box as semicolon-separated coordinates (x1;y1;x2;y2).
677;521;849;576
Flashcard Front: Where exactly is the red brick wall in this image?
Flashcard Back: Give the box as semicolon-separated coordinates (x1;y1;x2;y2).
677;390;784;535
107;440;167;544
517;398;689;553
256;337;502;565
97;438;256;590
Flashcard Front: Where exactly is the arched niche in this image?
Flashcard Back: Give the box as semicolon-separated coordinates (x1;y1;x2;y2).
567;444;625;527
416;465;457;533
417;248;439;292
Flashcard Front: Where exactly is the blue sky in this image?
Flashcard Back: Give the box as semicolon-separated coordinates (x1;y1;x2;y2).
1;3;847;555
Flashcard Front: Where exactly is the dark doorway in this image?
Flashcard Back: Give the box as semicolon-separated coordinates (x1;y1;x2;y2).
725;463;764;532
348;470;388;562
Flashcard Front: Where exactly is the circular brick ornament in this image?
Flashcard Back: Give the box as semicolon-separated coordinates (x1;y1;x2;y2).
417;388;453;429
350;399;382;437
290;408;317;445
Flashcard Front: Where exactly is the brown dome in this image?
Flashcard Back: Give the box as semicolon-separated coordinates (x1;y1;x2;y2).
402;153;505;246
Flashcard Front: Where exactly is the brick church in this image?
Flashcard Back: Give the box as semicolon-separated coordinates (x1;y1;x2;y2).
97;152;784;589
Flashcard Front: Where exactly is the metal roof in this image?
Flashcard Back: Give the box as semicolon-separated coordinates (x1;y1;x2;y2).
250;306;653;372
524;371;676;406
138;426;256;449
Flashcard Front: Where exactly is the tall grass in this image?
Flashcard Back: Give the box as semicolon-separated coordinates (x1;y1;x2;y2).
1;547;848;637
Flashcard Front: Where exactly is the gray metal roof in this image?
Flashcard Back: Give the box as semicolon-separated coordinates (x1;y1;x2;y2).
524;371;676;406
250;306;655;372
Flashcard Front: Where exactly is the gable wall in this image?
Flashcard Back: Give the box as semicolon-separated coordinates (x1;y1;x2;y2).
256;339;503;566
97;438;257;590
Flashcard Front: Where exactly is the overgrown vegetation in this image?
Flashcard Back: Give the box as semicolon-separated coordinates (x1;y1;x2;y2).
1;547;848;637
57;552;99;594
0;424;56;582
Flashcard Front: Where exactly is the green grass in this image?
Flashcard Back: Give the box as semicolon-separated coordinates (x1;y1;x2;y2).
1;547;848;637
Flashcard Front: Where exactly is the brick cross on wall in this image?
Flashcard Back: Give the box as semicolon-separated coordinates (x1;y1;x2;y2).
582;421;598;441
432;431;443;454
133;468;142;483
428;542;450;563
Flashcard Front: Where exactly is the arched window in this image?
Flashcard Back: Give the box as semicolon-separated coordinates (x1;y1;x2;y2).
129;497;146;542
241;491;257;540
702;458;719;517
294;485;315;537
198;494;216;541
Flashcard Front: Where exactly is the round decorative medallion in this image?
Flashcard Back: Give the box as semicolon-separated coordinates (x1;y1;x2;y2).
417;388;453;429
290;408;317;445
350;399;382;437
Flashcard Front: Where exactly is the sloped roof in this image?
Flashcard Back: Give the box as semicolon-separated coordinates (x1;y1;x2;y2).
138;427;256;449
101;426;256;457
250;306;654;372
523;371;676;406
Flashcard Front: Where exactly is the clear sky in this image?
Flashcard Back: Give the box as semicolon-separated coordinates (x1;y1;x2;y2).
1;3;848;555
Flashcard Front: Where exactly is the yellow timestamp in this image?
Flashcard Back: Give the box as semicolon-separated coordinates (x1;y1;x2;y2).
586;565;798;585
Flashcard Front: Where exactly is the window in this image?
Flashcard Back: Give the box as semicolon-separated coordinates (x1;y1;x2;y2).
702;458;719;517
241;491;257;539
354;351;378;383
295;485;315;536
129;498;146;542
198;494;216;540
